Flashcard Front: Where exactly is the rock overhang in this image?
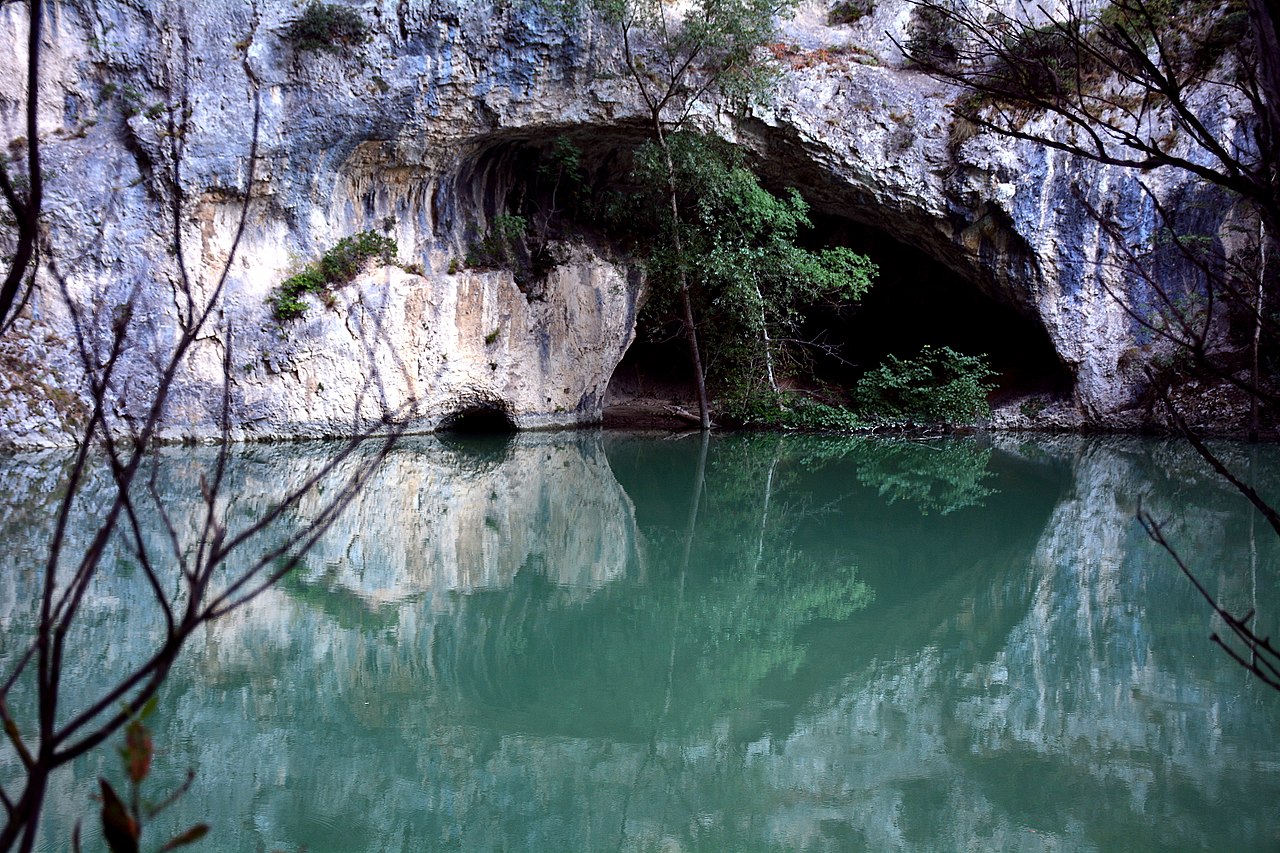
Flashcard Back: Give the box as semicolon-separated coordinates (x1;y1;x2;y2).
0;0;1246;445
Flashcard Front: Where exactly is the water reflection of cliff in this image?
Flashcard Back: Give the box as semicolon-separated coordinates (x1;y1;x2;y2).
286;432;642;600
3;435;1280;851
757;437;1280;851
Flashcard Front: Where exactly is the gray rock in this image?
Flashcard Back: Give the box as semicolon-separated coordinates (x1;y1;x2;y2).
0;0;1251;445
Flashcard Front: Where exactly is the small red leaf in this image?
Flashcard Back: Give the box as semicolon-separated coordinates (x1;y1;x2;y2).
99;778;139;853
123;720;153;784
158;823;210;851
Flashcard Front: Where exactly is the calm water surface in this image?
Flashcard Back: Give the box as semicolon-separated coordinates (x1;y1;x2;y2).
3;432;1280;851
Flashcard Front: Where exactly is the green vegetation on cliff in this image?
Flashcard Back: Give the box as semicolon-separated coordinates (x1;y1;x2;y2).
270;230;397;322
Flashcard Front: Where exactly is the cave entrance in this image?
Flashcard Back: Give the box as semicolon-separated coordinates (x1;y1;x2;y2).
437;403;517;434
604;218;1074;409
453;128;1073;414
808;219;1074;404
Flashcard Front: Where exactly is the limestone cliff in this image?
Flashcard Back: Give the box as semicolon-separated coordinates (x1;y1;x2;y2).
0;0;1252;445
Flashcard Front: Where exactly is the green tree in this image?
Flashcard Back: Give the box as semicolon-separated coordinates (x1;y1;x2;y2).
854;345;995;426
556;0;799;428
630;133;877;419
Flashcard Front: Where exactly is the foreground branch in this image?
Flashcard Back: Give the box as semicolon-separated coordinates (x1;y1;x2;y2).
1138;510;1280;690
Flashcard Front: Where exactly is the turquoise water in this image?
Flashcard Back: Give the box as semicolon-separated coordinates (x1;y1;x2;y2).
3;432;1280;851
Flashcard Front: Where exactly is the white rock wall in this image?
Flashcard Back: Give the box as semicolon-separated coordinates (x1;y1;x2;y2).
0;0;1248;444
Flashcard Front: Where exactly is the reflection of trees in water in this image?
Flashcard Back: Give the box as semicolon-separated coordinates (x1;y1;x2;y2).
431;433;875;744
431;551;873;736
3;437;1280;851
781;434;998;516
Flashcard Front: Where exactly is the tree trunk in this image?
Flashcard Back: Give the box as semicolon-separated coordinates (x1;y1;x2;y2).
655;121;711;430
1252;219;1266;441
757;283;777;394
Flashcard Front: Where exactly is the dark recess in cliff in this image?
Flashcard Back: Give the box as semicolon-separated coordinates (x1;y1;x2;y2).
438;402;517;434
807;216;1074;402
450;129;1074;410
606;217;1074;406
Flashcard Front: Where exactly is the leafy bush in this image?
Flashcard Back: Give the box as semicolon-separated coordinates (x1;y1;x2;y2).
904;2;966;69
990;21;1087;96
854;345;995;425
1096;0;1249;75
286;2;369;54
724;389;868;432
465;214;529;272
829;0;874;25
270;230;397;322
316;230;397;281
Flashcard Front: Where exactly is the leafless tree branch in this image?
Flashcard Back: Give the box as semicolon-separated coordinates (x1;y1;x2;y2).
0;4;409;848
898;0;1280;689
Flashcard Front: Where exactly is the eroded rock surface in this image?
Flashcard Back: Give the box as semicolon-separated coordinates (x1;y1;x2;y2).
0;0;1249;444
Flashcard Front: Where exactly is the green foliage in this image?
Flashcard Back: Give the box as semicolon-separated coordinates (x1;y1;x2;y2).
286;2;369;54
1193;3;1251;72
465;214;529;272
270;230;397;322
120;85;143;118
991;20;1088;96
530;135;587;239
538;135;584;191
457;135;589;295
724;389;868;431
545;0;796;108
829;0;874;25
1096;0;1249;74
905;1;966;69
1095;0;1170;45
961;0;1248;105
854;345;996;425
316;229;397;281
628;132;877;409
541;1;806;425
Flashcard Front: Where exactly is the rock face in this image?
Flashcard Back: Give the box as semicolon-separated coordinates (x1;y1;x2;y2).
0;0;1248;445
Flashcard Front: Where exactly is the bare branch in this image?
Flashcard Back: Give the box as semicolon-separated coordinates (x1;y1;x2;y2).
1138;510;1280;691
0;0;42;330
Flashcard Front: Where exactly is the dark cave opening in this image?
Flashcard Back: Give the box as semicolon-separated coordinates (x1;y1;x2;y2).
606;219;1075;407
804;218;1075;404
443;125;651;250
451;129;1074;411
437;404;518;434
